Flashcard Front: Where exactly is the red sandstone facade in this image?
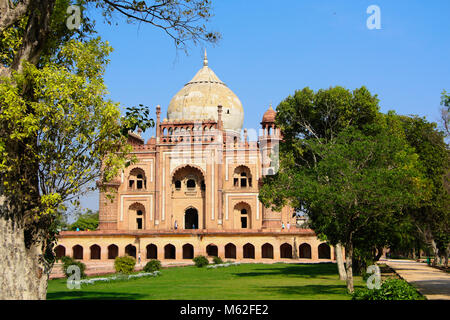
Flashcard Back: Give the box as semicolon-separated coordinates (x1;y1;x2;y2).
56;54;336;264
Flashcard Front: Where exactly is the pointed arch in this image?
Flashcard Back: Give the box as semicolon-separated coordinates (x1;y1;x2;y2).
261;243;274;259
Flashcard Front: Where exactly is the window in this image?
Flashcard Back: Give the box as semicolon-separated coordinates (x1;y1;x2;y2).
187;179;196;189
175;180;181;189
136;174;144;189
233;166;252;188
235;203;250;229
241;217;247;228
129;168;146;190
137;210;143;216
137;218;142;230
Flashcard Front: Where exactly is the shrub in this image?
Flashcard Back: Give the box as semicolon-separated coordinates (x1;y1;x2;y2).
213;256;223;265
114;256;136;274
144;259;161;272
61;256;86;279
352;278;424;300
193;255;209;268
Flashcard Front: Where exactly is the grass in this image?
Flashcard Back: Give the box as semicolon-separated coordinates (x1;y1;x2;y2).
47;262;364;300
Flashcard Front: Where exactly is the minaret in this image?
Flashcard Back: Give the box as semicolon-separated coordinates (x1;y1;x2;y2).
259;103;281;229
154;105;161;227
217;105;224;226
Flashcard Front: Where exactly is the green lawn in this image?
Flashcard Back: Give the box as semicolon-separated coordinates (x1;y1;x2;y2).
47;263;364;300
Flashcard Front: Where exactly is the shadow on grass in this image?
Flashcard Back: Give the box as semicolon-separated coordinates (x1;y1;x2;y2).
233;263;338;279
261;284;348;297
47;291;147;300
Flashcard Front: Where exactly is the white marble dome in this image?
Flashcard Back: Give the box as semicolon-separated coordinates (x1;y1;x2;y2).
167;52;244;134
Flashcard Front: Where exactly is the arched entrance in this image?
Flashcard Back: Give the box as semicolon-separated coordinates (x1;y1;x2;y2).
146;244;157;259
165;244;176;259
318;243;331;259
72;245;83;260
128;202;145;230
90;244;101;260
125;244;137;258
108;244;118;259
280;243;293;259
183;244;194;259
206;244;218;257
225;243;236;259
262;243;274;259
243;243;255;259
185;207;198;229
54;245;66;259
234;202;251;229
299;243;312;259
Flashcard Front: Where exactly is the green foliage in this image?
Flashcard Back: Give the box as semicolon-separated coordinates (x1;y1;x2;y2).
121;104;155;136
259;86;430;292
0;17;27;67
276;86;380;144
399;115;449;256
213;256;223;265
69;210;99;231
114;256;136;274
261;115;426;247
441;90;450;138
60;256;86;279
143;260;161;272
193;255;209;268
0;37;140;223
352;278;424;300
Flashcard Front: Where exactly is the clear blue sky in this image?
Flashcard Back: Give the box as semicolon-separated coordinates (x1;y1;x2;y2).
76;0;450;215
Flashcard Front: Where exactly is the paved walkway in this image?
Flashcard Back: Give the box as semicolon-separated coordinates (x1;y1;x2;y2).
384;259;450;300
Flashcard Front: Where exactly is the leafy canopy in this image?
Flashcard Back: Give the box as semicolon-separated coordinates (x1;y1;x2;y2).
0;37;139;224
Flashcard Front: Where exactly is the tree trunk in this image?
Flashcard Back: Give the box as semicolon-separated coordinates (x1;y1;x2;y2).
445;245;449;269
293;237;298;259
335;243;347;281
431;239;439;267
345;242;354;293
374;245;384;262
0;216;50;299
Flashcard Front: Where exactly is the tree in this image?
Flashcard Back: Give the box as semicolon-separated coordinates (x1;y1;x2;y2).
0;0;219;77
0;0;218;299
260;86;380;283
69;209;99;231
400;115;450;267
440;90;449;139
259;87;426;293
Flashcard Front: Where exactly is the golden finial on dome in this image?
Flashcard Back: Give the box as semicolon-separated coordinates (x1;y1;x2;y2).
203;48;208;67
